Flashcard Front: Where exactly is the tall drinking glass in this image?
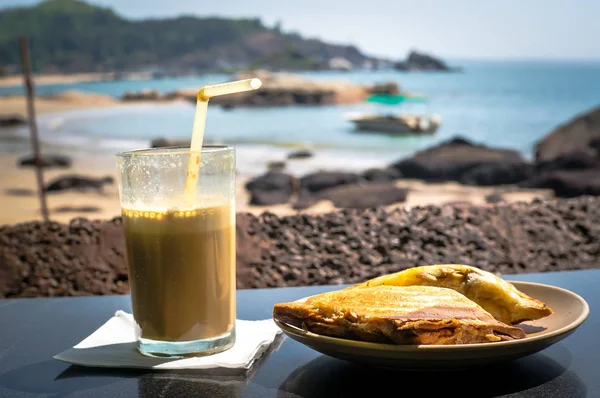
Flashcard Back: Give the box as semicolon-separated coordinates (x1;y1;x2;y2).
115;146;236;358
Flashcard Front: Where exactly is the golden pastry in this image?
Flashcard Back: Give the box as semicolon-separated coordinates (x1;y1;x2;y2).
347;264;552;324
273;285;526;345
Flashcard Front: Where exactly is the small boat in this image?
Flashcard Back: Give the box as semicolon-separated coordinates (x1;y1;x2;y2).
346;112;441;135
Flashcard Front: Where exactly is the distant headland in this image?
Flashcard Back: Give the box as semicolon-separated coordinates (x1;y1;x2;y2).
0;0;458;77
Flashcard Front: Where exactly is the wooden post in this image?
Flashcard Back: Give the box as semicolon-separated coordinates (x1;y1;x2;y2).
19;37;49;222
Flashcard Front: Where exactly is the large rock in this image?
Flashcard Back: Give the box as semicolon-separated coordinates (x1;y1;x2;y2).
0;115;26;128
45;175;115;193
589;138;600;152
267;161;286;172
287;150;314;160
535;106;600;163
460;163;534;186
300;171;362;193
18;154;72;169
122;89;162;101
294;182;409;210
209;88;335;107
245;172;298;205
248;191;292;206
519;169;600;198
362;168;402;182
390;137;529;184
535;150;600;173
366;82;400;95
528;108;600;198
150;137;190;148
394;50;455;71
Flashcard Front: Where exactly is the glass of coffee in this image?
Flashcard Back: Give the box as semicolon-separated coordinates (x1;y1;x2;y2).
115;146;236;358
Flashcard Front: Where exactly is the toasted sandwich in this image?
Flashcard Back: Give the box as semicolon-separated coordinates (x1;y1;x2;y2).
273;285;527;345
346;264;552;324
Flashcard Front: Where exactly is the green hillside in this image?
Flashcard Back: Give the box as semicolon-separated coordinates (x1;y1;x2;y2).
0;0;378;73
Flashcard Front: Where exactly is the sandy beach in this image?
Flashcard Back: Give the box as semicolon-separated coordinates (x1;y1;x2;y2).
0;72;140;88
0;152;300;224
0;90;152;118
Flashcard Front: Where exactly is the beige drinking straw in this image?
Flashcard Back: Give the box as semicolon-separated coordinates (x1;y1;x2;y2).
183;78;262;207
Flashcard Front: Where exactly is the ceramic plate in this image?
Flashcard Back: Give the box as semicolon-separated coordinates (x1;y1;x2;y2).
274;281;589;370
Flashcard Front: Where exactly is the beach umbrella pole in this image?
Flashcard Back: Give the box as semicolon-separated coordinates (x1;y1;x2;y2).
19;37;49;222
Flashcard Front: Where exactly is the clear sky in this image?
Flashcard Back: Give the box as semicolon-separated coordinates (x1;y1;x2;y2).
1;0;599;60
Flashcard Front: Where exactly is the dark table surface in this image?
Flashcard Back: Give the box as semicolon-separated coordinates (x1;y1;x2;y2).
0;269;597;397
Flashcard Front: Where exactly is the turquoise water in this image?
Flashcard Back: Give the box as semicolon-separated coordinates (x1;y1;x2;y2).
2;61;600;171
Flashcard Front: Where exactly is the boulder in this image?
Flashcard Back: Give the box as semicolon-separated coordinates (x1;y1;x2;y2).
292;194;319;210
485;193;504;204
209;88;335;107
4;188;34;196
287;150;314;159
18;154;72;169
390;137;528;184
460;163;534;186
122;89;162;101
322;183;408;209
519;169;600;198
366;82;400;95
0;115;26;128
54;206;101;213
45;175;114;193
300;171;362;193
246;171;297;193
245;172;298;205
589;138;600;152
534;106;600;163
151;138;190;148
294;182;409;210
535;150;600;173
249;190;293;206
362;168;402;182
267;161;286;172
394;50;454;71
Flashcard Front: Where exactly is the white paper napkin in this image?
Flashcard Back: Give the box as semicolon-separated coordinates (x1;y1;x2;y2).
54;311;282;371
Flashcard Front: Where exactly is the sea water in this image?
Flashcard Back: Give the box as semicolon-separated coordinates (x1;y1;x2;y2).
2;60;599;176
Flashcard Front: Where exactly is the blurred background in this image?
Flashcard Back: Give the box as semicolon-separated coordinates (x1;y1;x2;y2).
1;0;599;224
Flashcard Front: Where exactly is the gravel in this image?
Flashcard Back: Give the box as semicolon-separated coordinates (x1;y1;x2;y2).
1;197;599;298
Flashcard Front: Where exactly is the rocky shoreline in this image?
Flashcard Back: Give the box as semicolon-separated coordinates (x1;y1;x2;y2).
0;71;402;124
394;50;461;72
1;196;598;298
121;70;401;108
242;105;600;210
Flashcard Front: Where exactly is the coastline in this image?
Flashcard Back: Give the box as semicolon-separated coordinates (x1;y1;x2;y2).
1;69;590;225
0;151;553;226
0;72;150;88
0;90;184;119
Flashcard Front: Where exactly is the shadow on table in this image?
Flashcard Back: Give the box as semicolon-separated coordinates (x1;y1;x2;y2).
278;345;586;398
0;335;284;397
0;360;137;395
